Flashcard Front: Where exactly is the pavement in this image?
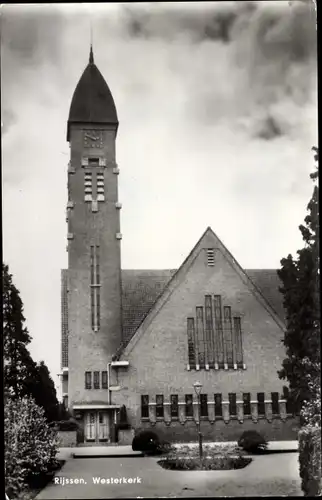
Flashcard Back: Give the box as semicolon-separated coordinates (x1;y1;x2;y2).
36;441;302;499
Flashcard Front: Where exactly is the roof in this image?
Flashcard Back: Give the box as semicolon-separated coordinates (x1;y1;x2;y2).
67;47;118;141
120;267;284;352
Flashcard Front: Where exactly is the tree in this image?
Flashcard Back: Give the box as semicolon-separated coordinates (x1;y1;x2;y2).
277;147;320;415
3;263;35;399
29;361;60;422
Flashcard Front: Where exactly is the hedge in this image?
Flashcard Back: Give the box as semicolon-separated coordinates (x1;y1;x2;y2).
298;425;321;497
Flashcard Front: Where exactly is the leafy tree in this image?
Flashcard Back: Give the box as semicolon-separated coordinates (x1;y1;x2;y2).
277;147;320;415
3;263;35;399
29;361;60;422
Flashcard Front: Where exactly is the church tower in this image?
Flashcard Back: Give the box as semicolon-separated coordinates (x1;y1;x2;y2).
65;47;122;410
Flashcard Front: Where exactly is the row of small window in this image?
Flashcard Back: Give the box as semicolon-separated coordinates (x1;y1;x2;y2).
141;392;282;419
85;371;108;390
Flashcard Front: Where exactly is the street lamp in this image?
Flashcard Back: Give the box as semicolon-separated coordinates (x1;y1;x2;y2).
193;381;203;460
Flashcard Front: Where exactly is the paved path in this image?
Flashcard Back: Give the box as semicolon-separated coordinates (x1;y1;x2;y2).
36;451;302;498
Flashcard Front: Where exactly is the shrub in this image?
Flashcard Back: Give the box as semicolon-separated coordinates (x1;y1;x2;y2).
132;430;171;455
51;419;79;431
299;426;321;496
238;430;268;453
5;396;59;498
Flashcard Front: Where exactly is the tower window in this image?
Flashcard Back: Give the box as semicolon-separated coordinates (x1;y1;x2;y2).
88;158;99;166
85;371;92;389
102;371;108;389
207;249;215;266
96;172;105;202
84;171;93;201
243;393;251;415
90;246;101;332
93;371;100;389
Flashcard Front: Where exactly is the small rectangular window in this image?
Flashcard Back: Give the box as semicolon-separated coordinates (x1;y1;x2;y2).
207;248;215;266
88;158;99;166
156;395;164;418
185;394;193;417
141;395;149;418
102;371;108;390
200;394;208;417
170;395;179;418
257;392;265;416
229;393;237;416
214;393;222;417
271;392;279;415
85;371;92;390
243;393;251;415
93;371;100;389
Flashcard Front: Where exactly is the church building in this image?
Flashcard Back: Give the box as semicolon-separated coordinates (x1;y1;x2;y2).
60;48;298;445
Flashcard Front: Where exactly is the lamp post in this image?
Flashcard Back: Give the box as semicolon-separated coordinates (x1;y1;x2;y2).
193;381;203;460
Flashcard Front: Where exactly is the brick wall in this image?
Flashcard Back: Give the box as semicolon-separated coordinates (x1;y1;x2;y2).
112;229;290;440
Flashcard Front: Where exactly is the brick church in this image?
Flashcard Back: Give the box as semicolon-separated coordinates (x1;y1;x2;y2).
60;48;297;445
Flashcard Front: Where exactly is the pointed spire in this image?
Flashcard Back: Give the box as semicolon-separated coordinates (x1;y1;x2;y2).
89;44;94;64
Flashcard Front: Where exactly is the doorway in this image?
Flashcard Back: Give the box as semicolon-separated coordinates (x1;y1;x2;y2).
85;411;110;443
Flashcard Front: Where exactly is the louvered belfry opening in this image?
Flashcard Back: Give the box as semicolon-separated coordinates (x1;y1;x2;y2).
186;295;243;370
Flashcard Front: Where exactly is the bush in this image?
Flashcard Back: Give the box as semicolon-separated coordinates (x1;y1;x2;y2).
51;419;79;431
132;430;171;455
237;430;268;453
299;426;321;496
5;396;59;498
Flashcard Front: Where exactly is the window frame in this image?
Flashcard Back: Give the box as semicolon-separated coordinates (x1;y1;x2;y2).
243;392;251;416
257;392;265;416
85;371;92;390
200;394;208;417
156;394;164;419
185;394;193;418
93;371;100;390
214;393;223;417
170;395;179;418
141;395;149;419
228;392;237;416
271;392;279;415
102;371;108;390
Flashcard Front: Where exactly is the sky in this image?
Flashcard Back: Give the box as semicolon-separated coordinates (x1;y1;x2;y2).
2;1;318;396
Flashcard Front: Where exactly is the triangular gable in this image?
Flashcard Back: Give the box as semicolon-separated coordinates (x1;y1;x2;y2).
119;226;285;360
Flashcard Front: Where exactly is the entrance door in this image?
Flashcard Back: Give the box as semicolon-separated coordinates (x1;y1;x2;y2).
85;411;110;443
98;412;109;442
85;412;96;442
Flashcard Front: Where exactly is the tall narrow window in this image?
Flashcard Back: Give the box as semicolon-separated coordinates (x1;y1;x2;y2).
214;295;224;367
141;395;149;418
185;394;193;417
85;371;92;390
84;171;92;201
229;393;237;416
205;296;214;368
224;306;233;366
200;394;208;417
93;371;100;389
214;393;222;417
170;395;179;418
156;395;164;418
271;392;279;415
243;393;251;415
90;245;101;332
96;171;105;202
102;371;108;390
207;248;215;266
233;317;243;366
196;307;205;368
187;318;196;367
257;392;265;416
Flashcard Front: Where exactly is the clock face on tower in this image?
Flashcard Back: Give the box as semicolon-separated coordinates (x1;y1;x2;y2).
83;130;104;148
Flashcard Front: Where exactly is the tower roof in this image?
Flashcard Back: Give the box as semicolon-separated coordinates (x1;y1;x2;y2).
67;47;118;140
